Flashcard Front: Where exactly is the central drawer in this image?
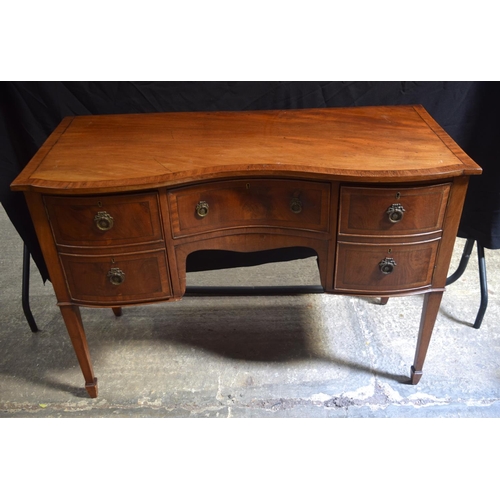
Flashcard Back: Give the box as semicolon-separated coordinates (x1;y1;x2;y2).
168;179;331;238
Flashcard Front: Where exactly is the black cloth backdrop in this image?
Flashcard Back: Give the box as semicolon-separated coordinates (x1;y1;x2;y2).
1;82;499;284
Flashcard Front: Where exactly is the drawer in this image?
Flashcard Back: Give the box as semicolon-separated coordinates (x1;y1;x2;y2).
334;240;440;292
338;184;450;236
168;179;330;237
44;192;163;247
60;250;171;304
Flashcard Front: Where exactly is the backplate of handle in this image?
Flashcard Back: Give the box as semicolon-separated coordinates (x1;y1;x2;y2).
107;268;125;285
290;198;302;214
379;257;397;274
196;201;209;218
94;211;114;231
386;203;405;223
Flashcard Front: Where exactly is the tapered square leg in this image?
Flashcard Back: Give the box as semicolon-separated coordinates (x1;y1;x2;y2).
85;377;99;398
59;305;98;398
410;366;423;385
410;291;443;384
112;307;122;317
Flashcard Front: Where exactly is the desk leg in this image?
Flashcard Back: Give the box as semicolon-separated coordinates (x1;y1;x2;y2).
112;307;123;317
60;305;98;398
410;291;443;385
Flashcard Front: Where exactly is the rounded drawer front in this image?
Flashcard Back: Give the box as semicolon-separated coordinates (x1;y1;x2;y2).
168;179;330;238
338;184;451;236
59;250;172;304
334;240;440;292
44;192;163;247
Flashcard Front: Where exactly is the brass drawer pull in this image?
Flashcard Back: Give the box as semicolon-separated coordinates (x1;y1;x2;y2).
379;257;397;274
107;268;125;285
94;211;114;231
386;203;405;223
196;201;209;218
290;198;302;214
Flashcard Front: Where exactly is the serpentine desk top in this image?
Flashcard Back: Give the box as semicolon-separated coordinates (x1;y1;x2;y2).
11;105;481;195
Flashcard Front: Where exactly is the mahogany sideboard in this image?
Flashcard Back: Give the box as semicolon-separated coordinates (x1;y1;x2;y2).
11;105;482;398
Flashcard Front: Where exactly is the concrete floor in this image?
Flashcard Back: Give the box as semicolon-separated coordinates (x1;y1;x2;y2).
1;204;500;417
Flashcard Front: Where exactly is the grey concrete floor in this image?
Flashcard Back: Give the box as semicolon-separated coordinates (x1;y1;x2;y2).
1;204;500;417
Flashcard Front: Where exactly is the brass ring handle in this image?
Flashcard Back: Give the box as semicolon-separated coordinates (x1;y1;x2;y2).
107;268;125;285
290;198;302;214
379;257;397;275
94;211;114;231
386;203;405;223
196;201;209;218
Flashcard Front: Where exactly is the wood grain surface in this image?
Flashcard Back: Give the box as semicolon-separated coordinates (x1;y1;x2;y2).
11;106;481;194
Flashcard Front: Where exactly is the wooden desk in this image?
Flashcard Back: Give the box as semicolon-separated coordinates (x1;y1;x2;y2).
11;105;482;398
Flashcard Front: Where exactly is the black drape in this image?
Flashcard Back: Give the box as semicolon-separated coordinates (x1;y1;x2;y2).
1;82;498;283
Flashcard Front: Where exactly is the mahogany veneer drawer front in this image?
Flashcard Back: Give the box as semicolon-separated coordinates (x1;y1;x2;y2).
59;250;172;304
338;184;451;237
168;179;330;238
335;240;440;292
44;192;163;247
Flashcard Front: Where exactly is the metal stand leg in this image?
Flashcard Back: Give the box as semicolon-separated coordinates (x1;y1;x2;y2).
446;238;475;286
445;238;488;329
22;244;39;333
474;242;488;329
